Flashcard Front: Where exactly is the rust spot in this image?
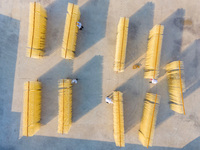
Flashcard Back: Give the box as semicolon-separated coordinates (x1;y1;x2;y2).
184;19;193;25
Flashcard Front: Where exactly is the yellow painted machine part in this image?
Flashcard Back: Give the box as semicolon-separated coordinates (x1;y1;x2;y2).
144;25;164;79
22;81;41;136
114;17;129;72
61;3;80;59
58;79;72;134
113;91;125;147
27;2;47;59
166;61;185;114
139;93;160;148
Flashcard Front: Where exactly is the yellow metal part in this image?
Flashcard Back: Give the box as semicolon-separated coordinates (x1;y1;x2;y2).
61;3;80;59
166;61;185;114
27;2;47;59
22;81;41;136
133;64;141;69
139;93;160;148
58;79;72;134
144;25;164;79
114;17;129;72
113;91;125;147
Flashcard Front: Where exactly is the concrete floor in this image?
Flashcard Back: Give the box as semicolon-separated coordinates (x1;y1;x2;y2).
0;0;200;149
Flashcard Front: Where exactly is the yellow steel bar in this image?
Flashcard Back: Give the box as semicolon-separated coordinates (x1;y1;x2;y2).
65;4;74;59
62;79;65;134
23;81;41;136
147;94;157;148
153;26;161;79
30;2;36;58
179;60;185;115
117;92;121;147
27;81;30;136
119;18;126;72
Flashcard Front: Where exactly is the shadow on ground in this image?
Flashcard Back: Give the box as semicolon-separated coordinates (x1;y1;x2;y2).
116;69;149;133
45;0;109;57
160;9;185;70
3;135;200;150
149;75;175;127
72;56;103;122
38;60;73;125
126;2;154;68
45;0;78;56
0;14;21;147
76;0;110;56
181;39;200;98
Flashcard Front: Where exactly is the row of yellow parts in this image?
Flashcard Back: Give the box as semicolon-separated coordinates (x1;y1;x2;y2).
22;60;185;147
27;2;162;75
27;2;80;59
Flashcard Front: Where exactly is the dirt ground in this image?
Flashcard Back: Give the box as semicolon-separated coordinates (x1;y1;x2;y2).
0;0;200;149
